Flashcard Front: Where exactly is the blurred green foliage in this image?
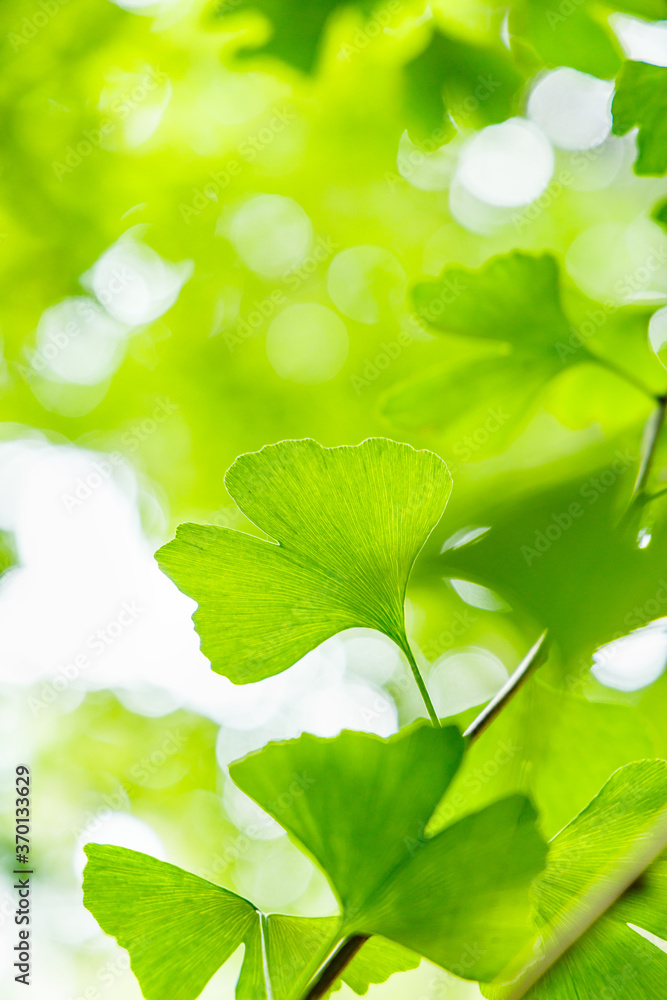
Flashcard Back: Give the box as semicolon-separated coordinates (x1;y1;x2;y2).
2;0;667;996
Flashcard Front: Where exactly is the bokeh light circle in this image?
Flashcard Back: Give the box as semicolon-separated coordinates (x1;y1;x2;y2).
455;117;554;207
229;194;313;278
527;68;613;150
266;303;348;383
327;245;406;324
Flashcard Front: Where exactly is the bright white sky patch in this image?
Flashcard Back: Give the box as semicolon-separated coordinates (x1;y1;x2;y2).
527;69;613;150
0;434;399;746
73;812;165;878
565;218;667;303
455;118;554;207
592;620;667;691
441;526;490;553
611;14;667;66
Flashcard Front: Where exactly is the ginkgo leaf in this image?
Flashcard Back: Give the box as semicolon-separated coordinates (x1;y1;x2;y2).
483;759;667;999
411;252;570;348
230;723;548;982
382;253;575;441
216;0;380;73
612;61;667;175
404;27;524;149
508;0;622;79
82;844;419;1000
437;685;656;840
156;438;451;684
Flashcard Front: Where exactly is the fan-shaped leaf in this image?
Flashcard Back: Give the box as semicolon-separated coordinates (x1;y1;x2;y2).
230;723;548;981
156;438;451;683
483;760;667;999
612;61;667;176
83;844;418;1000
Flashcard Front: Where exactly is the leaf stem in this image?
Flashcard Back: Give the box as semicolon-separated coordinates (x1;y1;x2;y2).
584;350;658;402
633;393;667;498
401;639;441;727
297;632;548;1000
300;935;370;1000
463;631;549;745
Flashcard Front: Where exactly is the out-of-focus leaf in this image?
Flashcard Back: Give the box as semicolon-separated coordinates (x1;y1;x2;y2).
83;844;419;1000
383;253;577;442
436;465;667;674
216;0;380;73
483;760;667;999
156;438;451;683
412;253;571;347
612;61;667;175
0;529;16;579
509;0;622;78
230;723;548;981
437;685;657;839
404;27;524;148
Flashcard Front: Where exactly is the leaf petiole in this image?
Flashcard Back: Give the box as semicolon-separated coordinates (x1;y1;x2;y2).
463;630;550;745
401;638;441;727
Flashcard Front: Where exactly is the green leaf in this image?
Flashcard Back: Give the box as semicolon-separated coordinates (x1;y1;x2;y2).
83;844;418;1000
230;723;548;982
612;61;667;175
404;28;524;149
216;0;379;74
82;844;256;1000
382;253;574;441
156;438;451;683
411;252;570;348
0;528;16;579
509;0;622;78
438;685;656;839
483;759;667;999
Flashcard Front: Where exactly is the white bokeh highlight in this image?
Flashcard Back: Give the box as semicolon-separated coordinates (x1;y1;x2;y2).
528;69;613;151
592;620;667;692
227;194;313;278
455;118;554;207
83;231;193;326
